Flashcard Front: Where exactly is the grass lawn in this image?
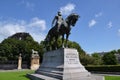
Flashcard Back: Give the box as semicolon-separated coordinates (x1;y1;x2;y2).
105;76;120;80
0;70;34;80
0;70;120;80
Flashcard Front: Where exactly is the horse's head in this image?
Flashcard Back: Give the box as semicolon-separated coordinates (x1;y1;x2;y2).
66;13;80;26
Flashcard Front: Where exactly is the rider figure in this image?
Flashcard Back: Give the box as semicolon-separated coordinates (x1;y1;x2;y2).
52;11;63;32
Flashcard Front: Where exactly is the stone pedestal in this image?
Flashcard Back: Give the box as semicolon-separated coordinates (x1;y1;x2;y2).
28;48;104;80
18;54;22;69
30;53;40;70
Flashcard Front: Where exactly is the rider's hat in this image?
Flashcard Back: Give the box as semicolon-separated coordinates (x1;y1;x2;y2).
58;11;62;16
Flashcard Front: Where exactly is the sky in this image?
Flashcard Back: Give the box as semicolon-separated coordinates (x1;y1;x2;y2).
0;0;120;53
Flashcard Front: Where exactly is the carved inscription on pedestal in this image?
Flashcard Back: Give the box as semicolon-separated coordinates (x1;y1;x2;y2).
66;53;79;64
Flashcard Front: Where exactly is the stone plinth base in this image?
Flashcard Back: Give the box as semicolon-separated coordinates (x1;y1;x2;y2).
28;48;104;80
30;52;40;70
30;64;40;70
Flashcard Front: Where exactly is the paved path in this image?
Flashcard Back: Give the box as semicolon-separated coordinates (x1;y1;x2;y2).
92;73;120;76
0;69;31;72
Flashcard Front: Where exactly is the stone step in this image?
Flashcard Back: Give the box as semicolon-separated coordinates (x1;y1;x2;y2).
27;73;60;80
36;70;92;79
36;70;63;79
28;73;98;80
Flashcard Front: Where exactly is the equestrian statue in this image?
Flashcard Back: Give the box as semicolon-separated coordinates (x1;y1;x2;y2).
45;12;79;50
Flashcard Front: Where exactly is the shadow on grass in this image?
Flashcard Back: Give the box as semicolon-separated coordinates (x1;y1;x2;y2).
19;73;33;80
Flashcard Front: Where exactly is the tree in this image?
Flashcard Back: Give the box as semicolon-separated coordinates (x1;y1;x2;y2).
102;52;118;65
67;41;86;55
92;53;103;65
117;49;120;54
80;54;95;65
0;33;41;62
110;50;117;54
0;43;11;61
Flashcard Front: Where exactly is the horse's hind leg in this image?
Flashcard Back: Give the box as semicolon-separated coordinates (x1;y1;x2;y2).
55;36;58;49
62;35;64;48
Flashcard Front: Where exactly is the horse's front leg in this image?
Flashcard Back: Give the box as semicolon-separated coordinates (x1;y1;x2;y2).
65;34;69;48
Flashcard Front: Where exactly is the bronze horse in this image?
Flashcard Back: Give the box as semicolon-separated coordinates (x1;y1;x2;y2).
45;13;79;50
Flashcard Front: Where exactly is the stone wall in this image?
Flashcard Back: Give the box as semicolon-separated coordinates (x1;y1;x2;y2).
0;61;17;70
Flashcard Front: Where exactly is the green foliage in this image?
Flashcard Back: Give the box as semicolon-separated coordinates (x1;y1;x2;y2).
85;65;120;72
67;41;86;55
0;36;42;61
42;37;86;55
118;49;120;54
102;52;118;65
92;53;100;58
91;49;120;66
92;53;103;65
80;54;95;65
110;50;117;54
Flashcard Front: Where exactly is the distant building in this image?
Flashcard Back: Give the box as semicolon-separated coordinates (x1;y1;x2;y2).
97;52;108;56
115;54;120;63
8;32;33;40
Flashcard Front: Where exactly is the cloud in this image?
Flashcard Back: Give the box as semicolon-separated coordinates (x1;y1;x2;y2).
20;0;35;10
31;33;46;42
0;21;25;37
88;19;97;27
107;21;112;28
60;3;75;16
95;12;103;18
29;17;46;31
0;17;47;42
26;2;34;8
118;29;120;36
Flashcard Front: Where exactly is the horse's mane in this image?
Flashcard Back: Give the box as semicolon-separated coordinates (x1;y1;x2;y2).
65;13;77;22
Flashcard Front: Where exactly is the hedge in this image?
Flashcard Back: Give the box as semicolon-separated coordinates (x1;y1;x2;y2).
85;65;120;72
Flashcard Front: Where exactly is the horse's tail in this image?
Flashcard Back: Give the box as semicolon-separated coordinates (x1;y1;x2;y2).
45;34;50;41
45;26;55;41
